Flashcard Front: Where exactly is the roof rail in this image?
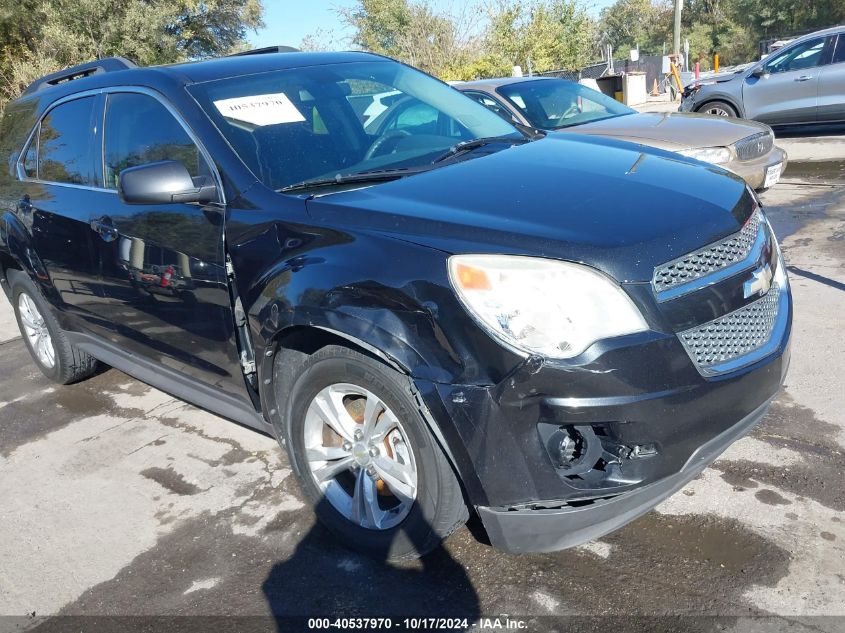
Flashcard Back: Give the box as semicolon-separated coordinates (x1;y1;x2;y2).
23;57;137;96
228;45;300;57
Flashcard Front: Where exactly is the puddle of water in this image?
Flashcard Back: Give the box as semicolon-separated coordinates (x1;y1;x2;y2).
783;160;845;184
714;398;845;513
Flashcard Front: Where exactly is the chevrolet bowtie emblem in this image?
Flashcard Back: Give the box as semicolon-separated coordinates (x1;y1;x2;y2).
743;264;773;299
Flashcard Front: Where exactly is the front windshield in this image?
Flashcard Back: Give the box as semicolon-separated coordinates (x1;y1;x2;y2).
497;79;635;130
188;60;520;191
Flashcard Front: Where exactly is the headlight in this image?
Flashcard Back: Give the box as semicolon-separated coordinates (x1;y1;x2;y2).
677;146;732;165
448;255;648;359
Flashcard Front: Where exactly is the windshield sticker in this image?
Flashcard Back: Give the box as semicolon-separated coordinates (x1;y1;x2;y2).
213;93;305;127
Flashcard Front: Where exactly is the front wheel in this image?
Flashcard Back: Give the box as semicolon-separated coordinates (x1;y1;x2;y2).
279;345;468;560
698;100;737;117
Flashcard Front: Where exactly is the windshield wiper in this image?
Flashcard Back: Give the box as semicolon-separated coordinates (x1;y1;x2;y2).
279;167;430;193
550;112;631;130
431;135;530;164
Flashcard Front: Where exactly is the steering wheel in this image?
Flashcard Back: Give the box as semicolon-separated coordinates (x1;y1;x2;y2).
560;101;581;119
364;129;412;160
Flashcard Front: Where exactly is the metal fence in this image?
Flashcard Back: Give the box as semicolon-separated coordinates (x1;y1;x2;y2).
539;54;664;91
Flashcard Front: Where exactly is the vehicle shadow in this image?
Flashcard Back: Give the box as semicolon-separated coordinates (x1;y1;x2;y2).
261;498;480;631
787;265;845;292
774;126;845;139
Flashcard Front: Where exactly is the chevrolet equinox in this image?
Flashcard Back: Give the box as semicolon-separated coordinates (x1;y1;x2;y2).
0;51;792;559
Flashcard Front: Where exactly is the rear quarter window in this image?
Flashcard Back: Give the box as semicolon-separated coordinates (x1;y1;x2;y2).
36;96;98;186
0;100;39;188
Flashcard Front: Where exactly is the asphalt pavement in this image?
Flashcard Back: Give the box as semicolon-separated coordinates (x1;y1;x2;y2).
0;127;843;633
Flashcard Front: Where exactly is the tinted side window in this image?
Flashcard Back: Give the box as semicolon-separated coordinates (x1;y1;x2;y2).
38;96;96;185
104;92;207;189
765;38;827;74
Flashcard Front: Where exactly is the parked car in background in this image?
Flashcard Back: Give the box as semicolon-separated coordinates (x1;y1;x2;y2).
1;51;791;559
455;76;787;190
680;25;845;127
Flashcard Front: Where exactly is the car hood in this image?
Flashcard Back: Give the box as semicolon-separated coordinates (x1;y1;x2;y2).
567;112;770;150
305;134;753;283
696;72;743;86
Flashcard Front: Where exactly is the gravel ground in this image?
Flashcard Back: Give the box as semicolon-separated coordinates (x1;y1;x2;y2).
0;132;843;633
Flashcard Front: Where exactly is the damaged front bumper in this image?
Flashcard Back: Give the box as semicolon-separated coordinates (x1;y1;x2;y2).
415;312;791;553
476;397;770;553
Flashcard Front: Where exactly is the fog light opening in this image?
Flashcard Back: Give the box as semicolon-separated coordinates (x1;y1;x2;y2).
543;424;603;477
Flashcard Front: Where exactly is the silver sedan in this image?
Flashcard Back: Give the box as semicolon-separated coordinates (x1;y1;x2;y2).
455;76;788;190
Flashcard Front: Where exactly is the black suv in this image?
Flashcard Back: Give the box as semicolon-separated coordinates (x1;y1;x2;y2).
0;51;791;558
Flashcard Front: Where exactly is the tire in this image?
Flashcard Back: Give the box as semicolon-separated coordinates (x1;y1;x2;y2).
278;345;468;560
8;270;100;384
698;100;737;117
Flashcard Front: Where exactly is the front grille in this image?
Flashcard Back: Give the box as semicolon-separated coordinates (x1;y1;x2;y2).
679;281;781;374
734;131;774;161
653;209;763;295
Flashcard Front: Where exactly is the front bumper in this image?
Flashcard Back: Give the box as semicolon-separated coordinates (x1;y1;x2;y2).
727;146;788;190
679;94;696;112
476;397;771;553
415;261;791;553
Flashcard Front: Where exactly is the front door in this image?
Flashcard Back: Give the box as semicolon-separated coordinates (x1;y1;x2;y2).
818;34;845;123
742;36;831;125
90;90;245;398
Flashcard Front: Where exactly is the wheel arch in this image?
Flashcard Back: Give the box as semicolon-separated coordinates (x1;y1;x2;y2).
1;212;52;293
260;323;483;510
0;249;20;299
695;95;745;118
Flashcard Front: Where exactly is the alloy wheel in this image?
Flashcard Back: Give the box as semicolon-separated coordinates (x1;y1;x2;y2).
18;292;55;369
303;383;418;530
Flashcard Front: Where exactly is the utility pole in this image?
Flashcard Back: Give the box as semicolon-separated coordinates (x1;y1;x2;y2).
673;0;683;55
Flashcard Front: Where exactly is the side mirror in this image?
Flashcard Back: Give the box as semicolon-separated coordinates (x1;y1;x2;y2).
750;66;768;79
118;160;218;205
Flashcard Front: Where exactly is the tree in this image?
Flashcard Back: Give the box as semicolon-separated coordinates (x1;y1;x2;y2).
730;0;845;38
337;0;593;80
481;0;594;75
597;0;673;56
0;0;263;113
683;0;757;66
338;0;483;77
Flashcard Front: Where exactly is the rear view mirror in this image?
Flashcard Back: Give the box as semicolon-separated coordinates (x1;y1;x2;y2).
119;160;218;205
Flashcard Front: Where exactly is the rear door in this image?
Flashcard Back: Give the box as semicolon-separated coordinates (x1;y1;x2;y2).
17;94;107;330
742;36;831;124
818;33;845;123
89;89;245;398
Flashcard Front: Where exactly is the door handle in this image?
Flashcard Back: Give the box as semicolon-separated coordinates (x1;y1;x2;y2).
90;216;119;243
794;75;813;82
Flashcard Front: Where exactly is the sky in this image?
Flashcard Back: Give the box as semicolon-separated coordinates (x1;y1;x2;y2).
250;0;617;50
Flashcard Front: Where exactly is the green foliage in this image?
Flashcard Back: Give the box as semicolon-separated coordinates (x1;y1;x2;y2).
339;0;594;80
681;0;757;65
731;0;845;37
340;0;474;77
481;0;594;75
597;0;674;56
598;0;843;67
0;0;263;113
